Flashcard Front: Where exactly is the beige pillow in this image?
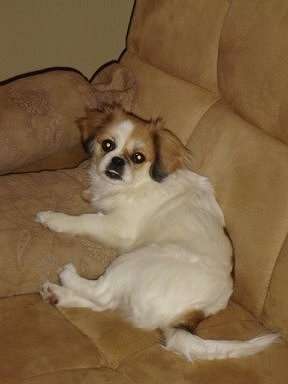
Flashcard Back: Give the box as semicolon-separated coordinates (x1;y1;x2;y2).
0;70;97;174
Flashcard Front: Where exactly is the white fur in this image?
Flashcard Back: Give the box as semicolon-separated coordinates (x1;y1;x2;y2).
164;329;279;361
96;120;135;187
37;119;278;361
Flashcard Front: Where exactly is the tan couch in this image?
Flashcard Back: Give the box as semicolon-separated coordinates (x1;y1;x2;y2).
1;1;288;383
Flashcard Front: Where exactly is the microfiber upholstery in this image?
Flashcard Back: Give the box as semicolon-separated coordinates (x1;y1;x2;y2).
0;70;94;174
1;1;288;383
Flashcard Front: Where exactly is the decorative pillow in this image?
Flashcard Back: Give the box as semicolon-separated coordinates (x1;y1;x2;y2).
0;64;137;174
0;70;97;174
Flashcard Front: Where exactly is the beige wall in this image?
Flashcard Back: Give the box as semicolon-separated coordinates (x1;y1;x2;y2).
0;0;134;81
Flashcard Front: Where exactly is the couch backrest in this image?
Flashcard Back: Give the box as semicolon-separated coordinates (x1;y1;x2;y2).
120;0;288;340
218;0;288;145
127;0;230;93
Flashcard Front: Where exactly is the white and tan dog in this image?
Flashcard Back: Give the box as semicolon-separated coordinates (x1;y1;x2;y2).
37;105;277;360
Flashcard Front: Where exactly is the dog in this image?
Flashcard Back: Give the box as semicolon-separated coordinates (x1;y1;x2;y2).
36;105;277;360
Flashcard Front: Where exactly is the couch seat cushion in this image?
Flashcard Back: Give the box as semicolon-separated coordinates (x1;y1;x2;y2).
119;302;287;384
60;307;160;369
0;295;102;383
17;368;131;384
3;294;285;384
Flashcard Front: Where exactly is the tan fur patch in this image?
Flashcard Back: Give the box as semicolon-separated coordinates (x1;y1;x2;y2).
171;309;206;333
77;105;193;180
125;118;156;165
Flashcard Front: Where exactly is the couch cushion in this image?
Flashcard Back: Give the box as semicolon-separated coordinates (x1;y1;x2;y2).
120;340;287;384
0;70;96;174
119;302;286;384
4;295;284;384
218;0;288;144
121;52;219;143
60;308;159;370
61;301;274;371
263;234;288;342
0;162;116;297
0;295;102;383
53;299;288;384
127;0;230;92
18;369;131;384
187;100;288;322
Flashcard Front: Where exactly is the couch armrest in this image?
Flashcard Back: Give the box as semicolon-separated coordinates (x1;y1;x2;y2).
0;69;96;175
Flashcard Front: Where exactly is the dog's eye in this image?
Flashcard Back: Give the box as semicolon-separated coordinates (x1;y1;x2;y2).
131;152;146;164
102;139;115;152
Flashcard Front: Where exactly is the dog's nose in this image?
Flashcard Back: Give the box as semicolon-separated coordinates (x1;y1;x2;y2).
112;156;125;167
105;156;125;180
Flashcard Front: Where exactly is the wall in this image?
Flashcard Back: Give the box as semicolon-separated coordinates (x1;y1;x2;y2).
0;0;134;81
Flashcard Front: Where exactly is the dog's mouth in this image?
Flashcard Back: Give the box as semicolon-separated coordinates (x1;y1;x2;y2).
105;169;122;180
104;156;126;181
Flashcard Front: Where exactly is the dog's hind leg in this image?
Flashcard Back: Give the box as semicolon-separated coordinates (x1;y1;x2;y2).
39;281;103;310
55;263;116;311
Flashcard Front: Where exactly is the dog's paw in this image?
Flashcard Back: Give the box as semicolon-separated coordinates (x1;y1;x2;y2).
39;281;61;305
36;211;70;233
36;211;53;224
40;280;77;307
59;263;79;288
59;263;77;274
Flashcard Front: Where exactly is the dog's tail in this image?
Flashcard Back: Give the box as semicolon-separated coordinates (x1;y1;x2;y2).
163;327;279;361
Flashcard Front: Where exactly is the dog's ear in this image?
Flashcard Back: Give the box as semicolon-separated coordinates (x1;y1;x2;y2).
77;112;96;154
77;104;119;153
150;121;193;182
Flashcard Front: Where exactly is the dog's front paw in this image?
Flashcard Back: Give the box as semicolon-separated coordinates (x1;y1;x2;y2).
36;211;70;233
36;211;54;225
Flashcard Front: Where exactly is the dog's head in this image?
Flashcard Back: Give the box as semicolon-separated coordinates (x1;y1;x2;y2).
77;105;193;185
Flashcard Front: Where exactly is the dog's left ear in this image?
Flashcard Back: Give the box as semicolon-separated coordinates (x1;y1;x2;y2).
77;111;95;153
151;122;193;182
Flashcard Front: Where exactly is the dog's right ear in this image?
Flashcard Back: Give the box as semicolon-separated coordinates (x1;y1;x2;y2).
77;114;95;154
77;105;115;154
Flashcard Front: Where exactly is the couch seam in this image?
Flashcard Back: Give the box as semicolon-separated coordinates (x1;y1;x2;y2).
117;342;161;372
8;367;135;384
57;308;109;367
57;307;160;371
216;0;234;94
122;50;219;96
260;232;288;321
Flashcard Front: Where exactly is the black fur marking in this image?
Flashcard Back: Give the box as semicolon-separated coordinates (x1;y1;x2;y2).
150;129;168;183
150;159;167;182
82;134;96;154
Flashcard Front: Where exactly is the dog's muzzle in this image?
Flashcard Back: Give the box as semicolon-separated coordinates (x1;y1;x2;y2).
105;156;125;180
